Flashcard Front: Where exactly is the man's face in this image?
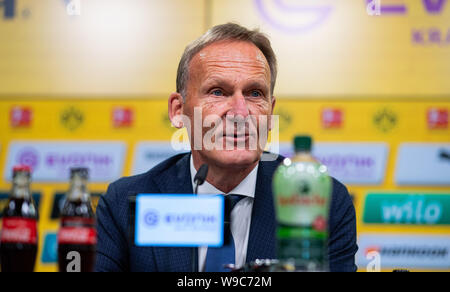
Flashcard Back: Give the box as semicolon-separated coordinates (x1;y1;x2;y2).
183;40;275;169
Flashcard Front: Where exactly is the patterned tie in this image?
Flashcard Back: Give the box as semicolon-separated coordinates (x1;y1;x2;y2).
204;194;246;272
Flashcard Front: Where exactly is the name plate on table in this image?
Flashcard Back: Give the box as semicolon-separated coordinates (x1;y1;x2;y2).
134;194;224;247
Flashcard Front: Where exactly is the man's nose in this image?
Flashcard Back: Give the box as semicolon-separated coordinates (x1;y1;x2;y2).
228;93;250;118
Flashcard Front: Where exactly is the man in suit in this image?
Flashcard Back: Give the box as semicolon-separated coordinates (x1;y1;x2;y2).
95;23;358;272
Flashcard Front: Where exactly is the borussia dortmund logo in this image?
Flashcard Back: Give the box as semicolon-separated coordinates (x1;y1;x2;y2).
61;107;84;131
373;108;397;133
274;107;292;133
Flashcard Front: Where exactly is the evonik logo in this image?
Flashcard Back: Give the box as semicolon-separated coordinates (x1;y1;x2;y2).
165;213;218;231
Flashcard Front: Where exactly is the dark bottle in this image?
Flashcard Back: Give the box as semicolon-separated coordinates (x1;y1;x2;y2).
57;168;96;272
0;166;38;272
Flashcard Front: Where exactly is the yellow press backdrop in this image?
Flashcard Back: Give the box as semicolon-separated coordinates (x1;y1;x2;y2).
0;0;449;96
0;0;449;272
0;98;449;272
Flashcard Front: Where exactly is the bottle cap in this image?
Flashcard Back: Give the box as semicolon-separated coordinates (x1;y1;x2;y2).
13;165;32;173
70;167;89;180
294;135;312;152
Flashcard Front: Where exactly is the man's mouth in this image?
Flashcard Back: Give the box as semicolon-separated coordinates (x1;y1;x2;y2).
225;134;248;140
223;131;256;143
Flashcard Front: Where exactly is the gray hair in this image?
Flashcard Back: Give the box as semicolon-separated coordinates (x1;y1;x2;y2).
176;23;278;100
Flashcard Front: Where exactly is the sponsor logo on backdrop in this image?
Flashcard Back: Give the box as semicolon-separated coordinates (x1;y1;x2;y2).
1;0;82;19
5;142;126;182
132;142;189;175
10;106;32;128
61;107;84;132
16;147;39;170
366;0;408;15
366;0;450;46
0;0;14;19
395;143;450;185
357;234;450;270
373;108;397;133
41;233;58;264
427;108;448;129
363;193;450;225
321;108;343;129
273;108;292;133
413;27;450;46
411;0;450;46
255;0;449;44
112;107;134;128
274;143;388;185
314;143;388;185
254;0;333;34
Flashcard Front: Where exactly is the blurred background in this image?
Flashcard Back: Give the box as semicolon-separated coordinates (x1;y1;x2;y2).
0;0;449;272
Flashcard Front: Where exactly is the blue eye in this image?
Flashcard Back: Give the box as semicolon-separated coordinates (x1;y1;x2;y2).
211;89;223;96
250;91;262;98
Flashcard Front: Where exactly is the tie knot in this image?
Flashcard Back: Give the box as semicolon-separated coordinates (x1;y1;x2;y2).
224;194;246;221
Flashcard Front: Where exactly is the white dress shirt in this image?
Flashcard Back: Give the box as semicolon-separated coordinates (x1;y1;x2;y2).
190;156;258;272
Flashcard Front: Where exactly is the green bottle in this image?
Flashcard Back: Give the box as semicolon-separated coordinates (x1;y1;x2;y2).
273;135;332;272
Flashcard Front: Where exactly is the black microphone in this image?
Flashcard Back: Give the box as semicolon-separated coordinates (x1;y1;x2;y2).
194;164;209;194
192;164;209;272
440;150;450;161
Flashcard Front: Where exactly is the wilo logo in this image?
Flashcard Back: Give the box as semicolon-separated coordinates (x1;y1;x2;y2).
66;0;81;16
381;198;442;225
363;193;450;225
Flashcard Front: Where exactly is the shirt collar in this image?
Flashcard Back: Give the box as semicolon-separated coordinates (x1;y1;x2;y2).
190;155;258;198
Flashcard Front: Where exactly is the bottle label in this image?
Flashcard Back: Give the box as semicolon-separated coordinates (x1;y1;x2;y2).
58;217;97;245
0;217;38;244
61;217;95;226
273;161;332;232
58;227;97;245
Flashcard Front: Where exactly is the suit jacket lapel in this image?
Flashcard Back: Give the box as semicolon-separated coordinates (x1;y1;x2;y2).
246;159;278;263
152;153;194;195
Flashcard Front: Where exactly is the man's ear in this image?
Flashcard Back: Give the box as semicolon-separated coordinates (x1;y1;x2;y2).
269;95;276;131
168;92;184;128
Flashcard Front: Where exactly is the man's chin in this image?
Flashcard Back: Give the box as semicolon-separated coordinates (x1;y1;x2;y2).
207;149;261;169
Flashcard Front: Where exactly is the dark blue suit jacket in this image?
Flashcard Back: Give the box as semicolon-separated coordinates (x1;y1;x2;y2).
95;153;358;272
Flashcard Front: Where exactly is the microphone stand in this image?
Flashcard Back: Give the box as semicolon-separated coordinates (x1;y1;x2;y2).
192;164;209;272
